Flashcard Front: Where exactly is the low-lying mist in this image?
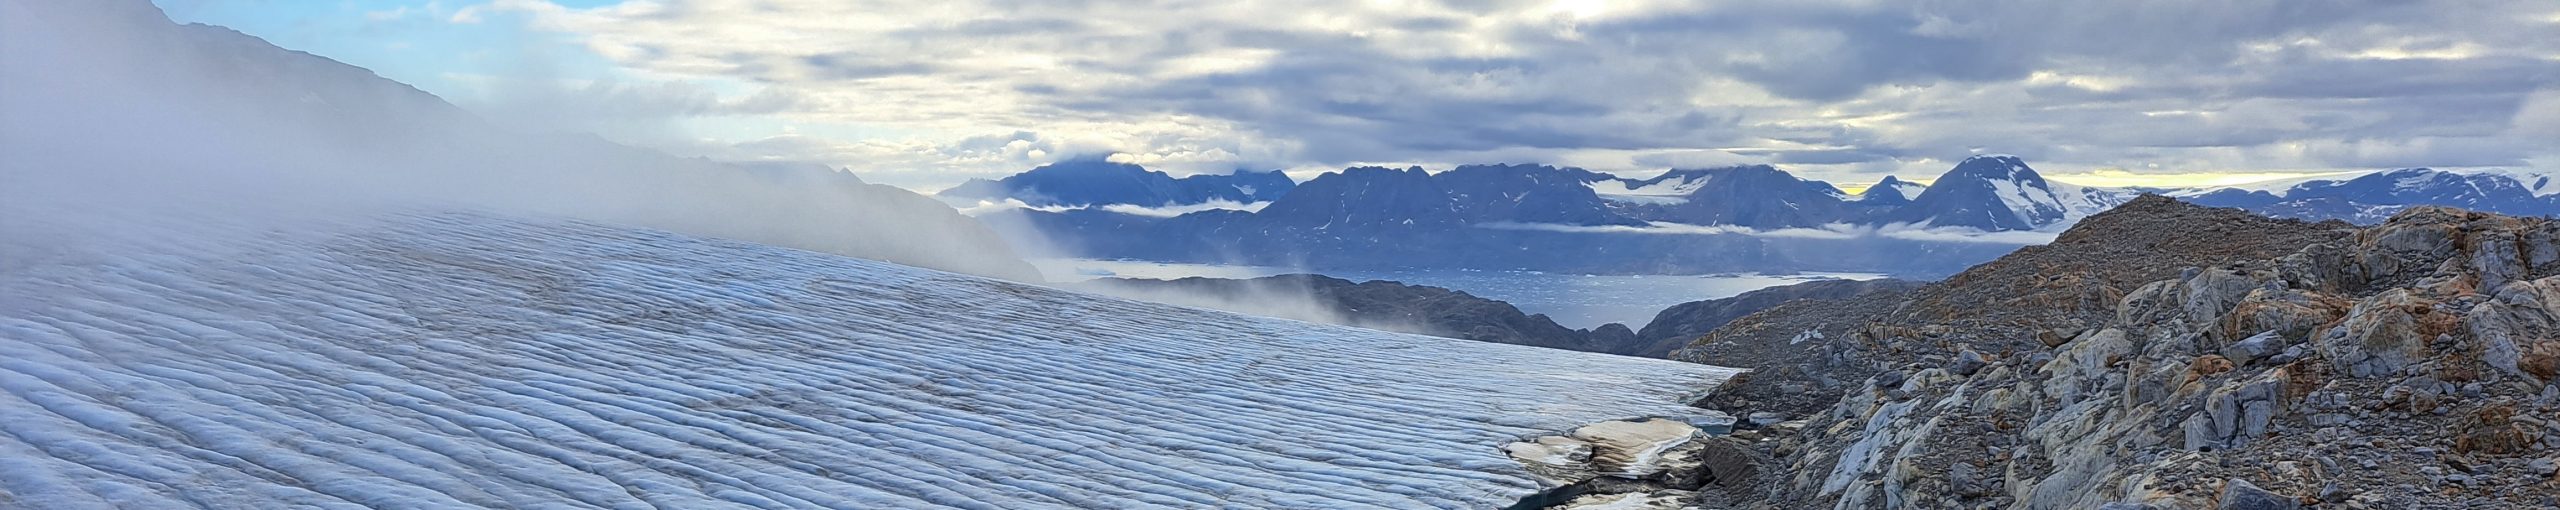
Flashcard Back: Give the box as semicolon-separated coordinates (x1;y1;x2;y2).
1;0;1038;281
1070;276;1444;338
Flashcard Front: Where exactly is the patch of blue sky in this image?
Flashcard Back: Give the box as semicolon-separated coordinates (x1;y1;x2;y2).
151;1;617;106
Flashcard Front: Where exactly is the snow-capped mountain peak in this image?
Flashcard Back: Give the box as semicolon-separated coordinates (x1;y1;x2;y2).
1849;175;1928;204
1895;155;2133;231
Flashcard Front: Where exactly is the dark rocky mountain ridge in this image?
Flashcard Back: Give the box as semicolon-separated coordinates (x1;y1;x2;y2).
2186;167;2560;224
938;159;1293;207
973;157;2546;278
984;157;2084;276
1078;274;1638;354
1081;273;1920;359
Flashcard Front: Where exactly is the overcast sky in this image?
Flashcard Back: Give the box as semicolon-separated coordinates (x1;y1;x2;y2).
157;0;2560;191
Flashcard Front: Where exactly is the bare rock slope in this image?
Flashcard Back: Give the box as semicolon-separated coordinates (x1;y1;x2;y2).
1680;196;2350;416
1684;197;2560;508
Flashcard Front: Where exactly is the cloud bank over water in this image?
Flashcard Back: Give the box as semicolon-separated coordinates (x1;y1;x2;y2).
1477;221;2063;245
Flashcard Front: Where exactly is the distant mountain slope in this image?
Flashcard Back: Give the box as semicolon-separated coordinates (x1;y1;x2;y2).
1255;166;1470;229
2185;167;2560;223
1639;165;1874;228
1849;175;1927;205
1626;278;1922;358
0;207;1733;508
1078;274;1645;354
937;160;1293;207
2;0;1038;280
1891;155;2134;230
1436;164;1645;226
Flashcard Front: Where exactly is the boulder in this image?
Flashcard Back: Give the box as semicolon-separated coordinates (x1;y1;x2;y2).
1683;411;1738;435
2184;370;2287;451
2469;277;2560;383
2216;478;2300;510
2222;330;2287;366
1950;347;1989;376
2182;268;2264;329
2355;207;2462;282
2215;289;2344;346
2316;290;2435;378
1745;412;1786;428
2042;328;2132;403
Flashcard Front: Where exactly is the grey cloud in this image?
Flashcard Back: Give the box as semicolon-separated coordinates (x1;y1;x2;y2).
798;53;940;80
503;0;2560;186
1733;148;1897;166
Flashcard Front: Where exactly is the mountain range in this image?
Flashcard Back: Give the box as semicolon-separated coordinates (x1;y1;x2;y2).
964;155;2559;275
968;155;2132;275
2181;167;2560;223
963;154;2134;232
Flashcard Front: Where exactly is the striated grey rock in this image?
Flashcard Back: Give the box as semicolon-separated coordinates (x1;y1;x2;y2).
2222;330;2287;366
2468;277;2560;383
2316;290;2432;378
1950;347;1989;376
2183;370;2286;451
2182;268;2264;330
2216;478;2299;510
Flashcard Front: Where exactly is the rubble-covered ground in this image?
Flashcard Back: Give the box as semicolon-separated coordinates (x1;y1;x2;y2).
1675;197;2560;508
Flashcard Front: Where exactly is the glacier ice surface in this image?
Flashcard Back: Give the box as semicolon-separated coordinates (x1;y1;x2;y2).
0;212;1734;509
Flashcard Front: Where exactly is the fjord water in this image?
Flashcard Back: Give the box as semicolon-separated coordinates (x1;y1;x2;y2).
1036;258;1889;329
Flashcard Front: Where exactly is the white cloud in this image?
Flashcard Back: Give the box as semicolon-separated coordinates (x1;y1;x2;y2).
946;198;1271;218
1475;221;2058;244
1099;199;1272;218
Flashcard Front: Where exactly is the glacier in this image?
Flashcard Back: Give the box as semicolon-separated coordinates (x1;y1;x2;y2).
0;211;1734;509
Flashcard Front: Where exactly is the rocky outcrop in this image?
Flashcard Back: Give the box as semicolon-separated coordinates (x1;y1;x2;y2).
1679;196;2351;417
1680;199;2560;508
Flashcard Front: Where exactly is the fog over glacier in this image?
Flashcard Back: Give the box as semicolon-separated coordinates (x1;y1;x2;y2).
0;0;1437;358
0;0;1037;281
